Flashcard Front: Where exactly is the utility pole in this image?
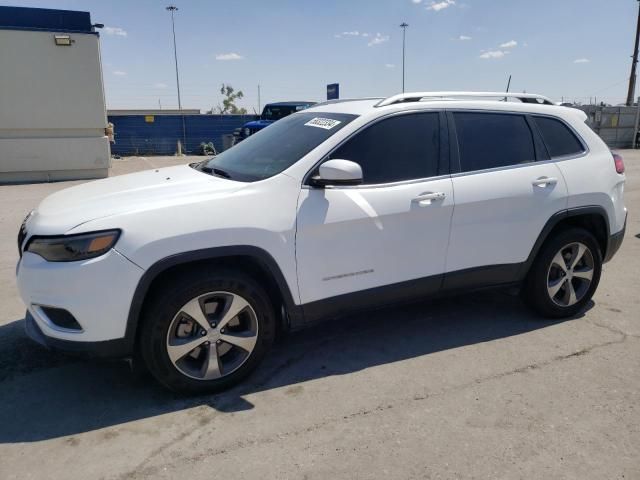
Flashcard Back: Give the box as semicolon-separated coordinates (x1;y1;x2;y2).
258;84;261;113
626;0;640;106
400;22;408;93
166;5;186;153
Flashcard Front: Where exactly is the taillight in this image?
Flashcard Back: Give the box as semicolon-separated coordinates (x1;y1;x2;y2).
612;152;625;174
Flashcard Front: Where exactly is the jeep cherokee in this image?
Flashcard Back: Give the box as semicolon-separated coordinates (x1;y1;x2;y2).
16;92;627;393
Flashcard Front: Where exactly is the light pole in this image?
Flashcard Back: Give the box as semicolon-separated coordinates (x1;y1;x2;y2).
626;0;640;106
400;22;409;93
166;6;182;110
166;5;186;152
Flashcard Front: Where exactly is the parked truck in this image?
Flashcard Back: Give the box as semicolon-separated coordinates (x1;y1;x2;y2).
233;101;315;144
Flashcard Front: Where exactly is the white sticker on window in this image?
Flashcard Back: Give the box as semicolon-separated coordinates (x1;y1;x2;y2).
304;117;342;130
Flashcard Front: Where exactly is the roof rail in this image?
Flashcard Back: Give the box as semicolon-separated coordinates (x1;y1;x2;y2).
375;91;554;107
312;97;384;108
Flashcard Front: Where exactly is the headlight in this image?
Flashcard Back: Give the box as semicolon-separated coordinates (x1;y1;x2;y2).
243;127;251;137
25;230;121;262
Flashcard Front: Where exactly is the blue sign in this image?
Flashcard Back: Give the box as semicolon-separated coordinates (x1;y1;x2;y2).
327;83;339;100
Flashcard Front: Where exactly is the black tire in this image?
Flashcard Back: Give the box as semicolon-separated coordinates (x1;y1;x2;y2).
523;227;602;318
139;269;276;394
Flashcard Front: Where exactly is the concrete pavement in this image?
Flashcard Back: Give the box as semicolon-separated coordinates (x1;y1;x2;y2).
0;153;638;480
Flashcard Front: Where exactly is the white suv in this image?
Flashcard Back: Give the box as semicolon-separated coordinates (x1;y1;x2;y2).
16;92;627;392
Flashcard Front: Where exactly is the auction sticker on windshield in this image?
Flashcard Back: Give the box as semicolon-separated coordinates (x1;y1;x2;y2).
304;117;342;130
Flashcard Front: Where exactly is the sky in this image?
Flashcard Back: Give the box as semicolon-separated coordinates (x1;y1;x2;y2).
5;0;640;111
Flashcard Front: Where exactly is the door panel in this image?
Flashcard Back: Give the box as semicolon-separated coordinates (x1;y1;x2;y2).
445;163;568;274
296;178;454;305
444;110;569;281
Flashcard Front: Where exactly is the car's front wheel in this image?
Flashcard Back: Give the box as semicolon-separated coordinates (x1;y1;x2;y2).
140;269;276;393
523;228;602;318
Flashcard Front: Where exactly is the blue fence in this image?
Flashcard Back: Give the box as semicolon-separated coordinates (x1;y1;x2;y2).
108;114;258;156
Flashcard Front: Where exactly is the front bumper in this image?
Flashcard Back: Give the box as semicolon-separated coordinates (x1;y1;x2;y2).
17;248;144;355
25;310;131;357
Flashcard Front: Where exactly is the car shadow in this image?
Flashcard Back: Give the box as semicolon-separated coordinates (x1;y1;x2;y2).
0;289;588;443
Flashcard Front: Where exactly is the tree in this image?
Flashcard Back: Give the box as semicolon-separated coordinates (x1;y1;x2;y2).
214;84;247;114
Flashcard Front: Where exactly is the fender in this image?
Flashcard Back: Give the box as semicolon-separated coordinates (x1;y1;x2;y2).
121;245;303;354
518;205;610;280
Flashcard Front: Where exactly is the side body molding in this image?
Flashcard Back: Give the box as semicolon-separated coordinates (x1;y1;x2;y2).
121;206;613;354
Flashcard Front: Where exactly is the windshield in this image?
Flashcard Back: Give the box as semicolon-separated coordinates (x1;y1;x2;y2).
262;105;310;121
201;112;357;182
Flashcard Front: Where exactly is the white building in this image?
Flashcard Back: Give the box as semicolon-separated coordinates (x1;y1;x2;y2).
0;6;110;183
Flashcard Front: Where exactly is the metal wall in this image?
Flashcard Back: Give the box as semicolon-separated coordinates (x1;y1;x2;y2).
577;105;640;148
0;7;110;183
108;114;258;156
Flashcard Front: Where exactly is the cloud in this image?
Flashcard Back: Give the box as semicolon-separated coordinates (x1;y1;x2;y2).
458;35;472;40
427;0;455;11
335;31;371;39
112;70;127;76
335;30;385;46
499;40;517;48
573;58;590;64
153;82;168;89
412;0;422;3
368;33;389;47
103;26;127;37
215;53;244;61
479;50;507;59
385;63;396;68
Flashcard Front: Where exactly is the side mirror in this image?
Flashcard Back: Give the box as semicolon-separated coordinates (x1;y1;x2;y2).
310;159;363;187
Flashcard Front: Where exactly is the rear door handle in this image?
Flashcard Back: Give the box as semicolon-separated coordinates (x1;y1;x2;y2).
532;176;558;188
412;191;446;205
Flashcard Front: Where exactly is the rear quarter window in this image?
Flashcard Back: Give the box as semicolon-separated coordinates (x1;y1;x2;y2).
533;116;585;158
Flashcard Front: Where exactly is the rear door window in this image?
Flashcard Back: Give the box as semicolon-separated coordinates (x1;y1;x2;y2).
533;116;585;158
453;112;535;172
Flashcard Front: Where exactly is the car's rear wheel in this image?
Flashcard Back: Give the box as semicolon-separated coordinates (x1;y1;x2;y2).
523;228;602;318
140;269;276;393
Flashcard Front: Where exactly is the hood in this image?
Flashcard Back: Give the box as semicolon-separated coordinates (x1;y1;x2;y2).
244;119;274;129
29;165;246;234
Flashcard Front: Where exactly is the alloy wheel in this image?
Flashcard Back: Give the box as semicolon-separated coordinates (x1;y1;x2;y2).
546;242;595;307
165;291;258;381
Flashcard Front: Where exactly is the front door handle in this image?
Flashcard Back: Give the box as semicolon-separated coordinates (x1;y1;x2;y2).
412;191;446;205
532;176;558;188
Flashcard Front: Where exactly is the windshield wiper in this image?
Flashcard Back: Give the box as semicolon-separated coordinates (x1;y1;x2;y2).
213;168;231;179
189;160;207;169
200;165;232;179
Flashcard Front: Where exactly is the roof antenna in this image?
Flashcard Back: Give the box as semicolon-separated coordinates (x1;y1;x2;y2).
504;74;512;101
